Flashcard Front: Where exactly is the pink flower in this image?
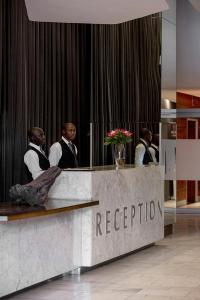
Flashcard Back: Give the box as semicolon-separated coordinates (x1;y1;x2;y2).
125;131;133;137
120;129;133;137
107;129;118;137
105;128;133;145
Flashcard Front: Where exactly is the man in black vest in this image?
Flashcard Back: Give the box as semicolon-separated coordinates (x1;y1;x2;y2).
134;128;154;167
49;122;78;169
24;127;50;181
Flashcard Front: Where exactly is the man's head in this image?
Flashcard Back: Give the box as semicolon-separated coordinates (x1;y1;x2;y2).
28;127;46;146
140;128;152;145
62;123;76;141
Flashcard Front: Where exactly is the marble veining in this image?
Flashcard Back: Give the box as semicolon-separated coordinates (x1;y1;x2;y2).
0;212;82;298
80;166;164;266
48;171;93;199
6;214;200;300
0;165;164;297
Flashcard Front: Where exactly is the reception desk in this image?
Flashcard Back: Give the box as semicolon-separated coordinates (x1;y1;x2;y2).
0;199;99;298
49;165;164;266
0;165;164;297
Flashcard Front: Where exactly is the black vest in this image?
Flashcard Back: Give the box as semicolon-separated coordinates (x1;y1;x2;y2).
136;139;153;165
150;144;159;163
24;146;50;182
58;140;78;169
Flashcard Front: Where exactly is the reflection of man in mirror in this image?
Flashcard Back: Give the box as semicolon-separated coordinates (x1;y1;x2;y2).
49;123;78;168
149;134;159;164
134;128;153;167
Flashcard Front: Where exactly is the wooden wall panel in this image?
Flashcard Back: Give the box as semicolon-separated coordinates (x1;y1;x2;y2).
177;118;187;139
192;96;200;108
177;180;187;202
177;92;193;108
198;181;200;197
177;92;200;108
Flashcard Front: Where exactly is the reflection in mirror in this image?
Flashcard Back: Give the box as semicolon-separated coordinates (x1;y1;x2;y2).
90;122;160;167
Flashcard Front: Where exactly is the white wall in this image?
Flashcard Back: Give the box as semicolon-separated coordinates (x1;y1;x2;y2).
176;140;200;179
161;0;176;101
177;0;200;88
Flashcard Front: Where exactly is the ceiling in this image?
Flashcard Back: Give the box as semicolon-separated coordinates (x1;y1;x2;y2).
25;0;169;24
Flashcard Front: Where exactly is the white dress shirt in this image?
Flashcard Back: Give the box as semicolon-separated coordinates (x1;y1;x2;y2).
49;136;77;167
134;138;148;167
24;142;46;179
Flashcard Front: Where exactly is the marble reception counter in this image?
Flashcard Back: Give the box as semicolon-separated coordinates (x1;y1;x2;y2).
0;199;99;297
0;165;164;297
49;165;164;266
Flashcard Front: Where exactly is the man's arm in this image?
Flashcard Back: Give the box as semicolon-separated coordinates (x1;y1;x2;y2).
49;143;62;166
24;150;44;179
134;144;146;167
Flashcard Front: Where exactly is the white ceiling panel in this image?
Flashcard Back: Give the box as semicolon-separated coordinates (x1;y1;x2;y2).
25;0;169;24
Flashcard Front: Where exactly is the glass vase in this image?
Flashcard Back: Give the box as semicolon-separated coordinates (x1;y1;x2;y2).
114;144;125;169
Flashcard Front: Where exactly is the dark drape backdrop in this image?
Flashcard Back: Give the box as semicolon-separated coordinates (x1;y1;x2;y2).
0;0;161;201
90;18;161;164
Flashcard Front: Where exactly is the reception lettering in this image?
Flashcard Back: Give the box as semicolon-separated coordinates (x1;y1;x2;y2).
96;200;162;236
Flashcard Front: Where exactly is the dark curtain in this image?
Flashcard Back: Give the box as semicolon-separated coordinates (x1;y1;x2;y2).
0;0;161;201
90;16;161;165
0;0;91;200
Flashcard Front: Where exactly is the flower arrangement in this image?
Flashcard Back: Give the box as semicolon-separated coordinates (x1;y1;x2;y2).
104;128;133;145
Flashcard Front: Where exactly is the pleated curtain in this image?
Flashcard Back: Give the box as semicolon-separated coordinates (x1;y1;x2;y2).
0;0;161;201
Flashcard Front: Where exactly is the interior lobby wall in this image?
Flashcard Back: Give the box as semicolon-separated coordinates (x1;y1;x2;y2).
177;0;200;89
161;0;176;101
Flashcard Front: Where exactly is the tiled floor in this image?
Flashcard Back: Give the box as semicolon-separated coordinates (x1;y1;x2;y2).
181;202;200;208
165;200;176;208
7;214;200;300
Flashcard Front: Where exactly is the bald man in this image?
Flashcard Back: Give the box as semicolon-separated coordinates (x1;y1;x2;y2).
49;123;78;168
24;127;50;181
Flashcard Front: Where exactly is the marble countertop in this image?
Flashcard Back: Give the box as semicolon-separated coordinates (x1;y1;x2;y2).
0;199;99;222
62;164;159;172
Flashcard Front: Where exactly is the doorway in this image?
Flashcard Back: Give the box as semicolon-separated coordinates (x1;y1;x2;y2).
187;119;198;139
187;119;198;203
187;181;197;204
